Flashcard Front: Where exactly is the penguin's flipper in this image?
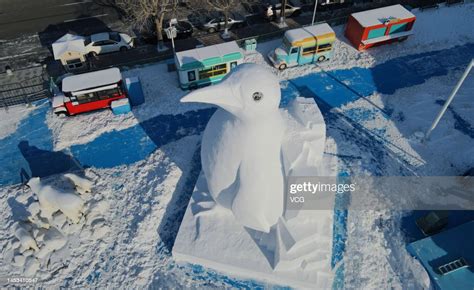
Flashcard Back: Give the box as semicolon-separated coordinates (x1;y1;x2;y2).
231;164;274;233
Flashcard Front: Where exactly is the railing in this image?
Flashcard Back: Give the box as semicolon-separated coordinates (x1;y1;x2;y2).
0;74;49;108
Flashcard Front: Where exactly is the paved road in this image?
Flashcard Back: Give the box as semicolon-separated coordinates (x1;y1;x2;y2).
0;0;121;39
0;0;128;73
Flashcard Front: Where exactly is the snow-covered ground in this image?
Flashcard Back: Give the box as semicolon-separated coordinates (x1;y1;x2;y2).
340;71;474;289
1;3;473;289
0;105;35;139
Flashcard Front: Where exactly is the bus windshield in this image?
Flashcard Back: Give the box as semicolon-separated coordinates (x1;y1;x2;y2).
282;37;292;52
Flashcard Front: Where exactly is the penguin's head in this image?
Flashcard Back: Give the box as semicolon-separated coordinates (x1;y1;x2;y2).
181;63;281;117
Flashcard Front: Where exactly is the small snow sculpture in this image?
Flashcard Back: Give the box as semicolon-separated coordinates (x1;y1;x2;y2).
63;173;93;194
14;224;39;252
28;177;85;223
181;63;285;233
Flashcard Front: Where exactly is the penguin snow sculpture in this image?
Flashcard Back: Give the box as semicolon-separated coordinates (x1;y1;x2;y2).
181;63;285;233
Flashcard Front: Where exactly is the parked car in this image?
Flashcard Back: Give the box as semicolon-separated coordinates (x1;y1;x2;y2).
264;2;302;20
202;13;246;33
85;32;134;57
163;20;194;40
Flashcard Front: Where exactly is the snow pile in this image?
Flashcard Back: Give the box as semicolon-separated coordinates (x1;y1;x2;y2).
3;174;110;277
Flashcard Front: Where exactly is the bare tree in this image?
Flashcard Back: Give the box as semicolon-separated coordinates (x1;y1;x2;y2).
117;0;178;51
204;0;239;38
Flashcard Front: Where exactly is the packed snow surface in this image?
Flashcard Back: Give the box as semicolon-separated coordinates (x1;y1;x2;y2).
0;105;35;139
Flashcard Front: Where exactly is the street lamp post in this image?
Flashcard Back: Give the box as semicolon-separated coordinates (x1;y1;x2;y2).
165;19;178;53
279;0;288;28
312;0;318;25
424;59;474;141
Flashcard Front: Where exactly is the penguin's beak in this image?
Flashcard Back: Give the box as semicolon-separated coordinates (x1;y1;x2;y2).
181;82;242;114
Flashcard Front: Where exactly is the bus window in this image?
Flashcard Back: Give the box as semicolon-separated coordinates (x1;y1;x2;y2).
199;64;227;79
76;92;98;104
302;46;317;55
367;27;386;39
317;43;332;53
98;88;120;100
188;71;196;82
389;23;407;34
290;47;298;54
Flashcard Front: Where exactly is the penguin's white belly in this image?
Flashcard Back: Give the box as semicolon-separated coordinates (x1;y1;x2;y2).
201;109;285;232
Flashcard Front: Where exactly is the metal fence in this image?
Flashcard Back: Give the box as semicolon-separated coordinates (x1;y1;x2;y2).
0;73;49;108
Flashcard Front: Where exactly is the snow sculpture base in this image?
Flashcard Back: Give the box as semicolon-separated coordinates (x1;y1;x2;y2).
173;174;334;288
173;98;335;288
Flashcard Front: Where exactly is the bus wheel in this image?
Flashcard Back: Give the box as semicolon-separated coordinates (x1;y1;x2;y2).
317;55;326;62
398;36;408;42
55;111;68;117
278;63;287;70
120;46;128;52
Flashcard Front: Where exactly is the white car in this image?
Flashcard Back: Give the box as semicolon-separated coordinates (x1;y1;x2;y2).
202;13;246;33
85;32;134;56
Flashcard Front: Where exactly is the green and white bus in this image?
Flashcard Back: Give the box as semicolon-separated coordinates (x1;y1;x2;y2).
175;41;243;90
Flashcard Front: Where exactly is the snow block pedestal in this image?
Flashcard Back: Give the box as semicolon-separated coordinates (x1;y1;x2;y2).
125;77;145;106
173;98;336;288
173;175;335;288
111;98;131;115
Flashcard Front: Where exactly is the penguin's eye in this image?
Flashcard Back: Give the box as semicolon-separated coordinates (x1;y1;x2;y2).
252;92;263;102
